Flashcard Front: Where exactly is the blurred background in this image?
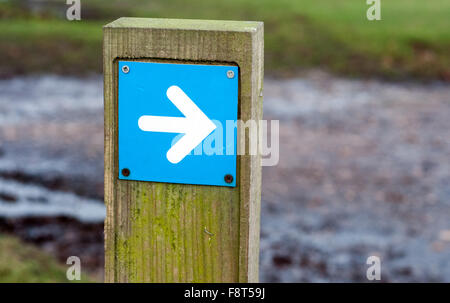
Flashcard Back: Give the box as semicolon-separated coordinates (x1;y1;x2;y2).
0;0;449;282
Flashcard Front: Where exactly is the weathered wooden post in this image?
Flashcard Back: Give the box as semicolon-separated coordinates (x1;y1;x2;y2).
103;17;263;282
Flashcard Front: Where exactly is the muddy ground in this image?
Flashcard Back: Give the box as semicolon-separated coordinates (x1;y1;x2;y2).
0;71;449;282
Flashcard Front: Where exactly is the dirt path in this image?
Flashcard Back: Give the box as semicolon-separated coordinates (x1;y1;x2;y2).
0;72;449;281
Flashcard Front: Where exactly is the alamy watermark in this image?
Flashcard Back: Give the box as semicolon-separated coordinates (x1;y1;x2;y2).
366;0;381;21
170;119;280;166
66;256;81;280
66;0;81;21
366;255;381;281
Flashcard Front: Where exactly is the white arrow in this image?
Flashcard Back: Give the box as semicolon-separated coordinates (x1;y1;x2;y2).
138;85;217;164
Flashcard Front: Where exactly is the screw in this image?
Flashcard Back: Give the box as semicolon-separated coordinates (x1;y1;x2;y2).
122;65;130;74
224;174;234;183
226;70;235;79
122;168;130;177
204;227;214;237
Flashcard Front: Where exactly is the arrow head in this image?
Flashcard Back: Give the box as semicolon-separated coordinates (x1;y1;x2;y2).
165;86;216;164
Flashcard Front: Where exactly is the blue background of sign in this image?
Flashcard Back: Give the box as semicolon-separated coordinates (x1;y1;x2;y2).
118;61;238;187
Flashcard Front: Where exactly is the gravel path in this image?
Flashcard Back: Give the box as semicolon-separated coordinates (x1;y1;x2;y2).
262;72;450;282
0;72;449;281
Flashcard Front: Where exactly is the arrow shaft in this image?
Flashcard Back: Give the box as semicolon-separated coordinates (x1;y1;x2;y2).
138;116;189;133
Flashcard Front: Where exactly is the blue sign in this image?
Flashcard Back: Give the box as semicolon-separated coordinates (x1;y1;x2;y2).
118;61;238;187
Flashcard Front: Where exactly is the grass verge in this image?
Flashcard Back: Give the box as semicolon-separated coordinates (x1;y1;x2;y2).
0;0;449;80
0;233;92;282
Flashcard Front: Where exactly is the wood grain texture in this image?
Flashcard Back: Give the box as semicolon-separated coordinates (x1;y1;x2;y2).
103;18;263;282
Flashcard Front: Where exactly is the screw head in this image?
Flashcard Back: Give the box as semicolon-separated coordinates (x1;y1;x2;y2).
122;65;130;74
224;174;234;184
226;70;235;79
121;168;130;177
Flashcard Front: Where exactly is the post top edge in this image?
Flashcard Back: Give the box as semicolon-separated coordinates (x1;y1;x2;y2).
103;17;263;32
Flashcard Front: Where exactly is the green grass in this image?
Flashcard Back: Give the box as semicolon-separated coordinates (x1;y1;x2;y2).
0;19;103;75
0;234;92;283
0;0;449;80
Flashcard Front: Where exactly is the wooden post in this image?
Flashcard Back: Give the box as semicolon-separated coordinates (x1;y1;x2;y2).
103;17;263;282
